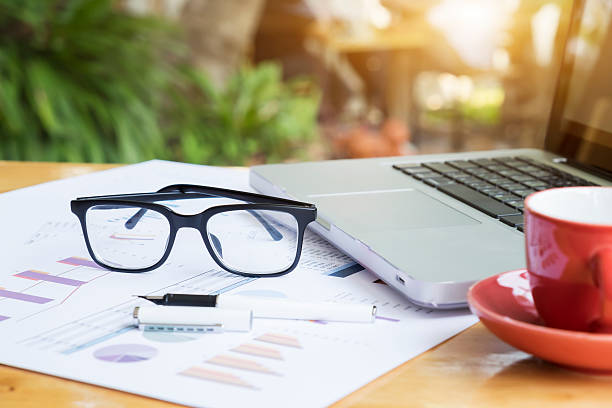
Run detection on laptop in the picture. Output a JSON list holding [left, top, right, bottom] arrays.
[[250, 0, 612, 309]]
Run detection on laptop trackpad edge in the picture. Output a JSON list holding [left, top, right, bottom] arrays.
[[308, 189, 479, 232]]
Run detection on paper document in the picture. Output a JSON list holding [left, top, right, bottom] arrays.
[[0, 160, 477, 407]]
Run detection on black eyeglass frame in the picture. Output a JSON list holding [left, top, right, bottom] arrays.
[[70, 184, 317, 277]]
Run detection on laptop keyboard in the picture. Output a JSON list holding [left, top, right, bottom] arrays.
[[392, 156, 598, 232]]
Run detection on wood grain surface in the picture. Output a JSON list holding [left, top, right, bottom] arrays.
[[1, 161, 611, 407]]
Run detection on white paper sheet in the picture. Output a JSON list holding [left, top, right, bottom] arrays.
[[0, 160, 477, 407]]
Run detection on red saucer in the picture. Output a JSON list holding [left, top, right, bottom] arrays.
[[468, 269, 612, 373]]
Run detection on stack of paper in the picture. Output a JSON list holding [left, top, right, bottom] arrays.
[[0, 160, 476, 407]]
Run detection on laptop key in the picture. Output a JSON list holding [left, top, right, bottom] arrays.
[[424, 177, 456, 187], [467, 181, 493, 188], [446, 160, 478, 169], [413, 171, 440, 180], [516, 165, 540, 173], [505, 200, 525, 210], [498, 170, 522, 177], [423, 162, 457, 173], [484, 164, 511, 172], [484, 189, 508, 198], [512, 189, 536, 198], [502, 161, 528, 168], [465, 167, 493, 176], [500, 214, 524, 227], [523, 180, 548, 188], [469, 158, 496, 166], [497, 194, 521, 203], [400, 166, 430, 174], [510, 175, 535, 182], [501, 183, 526, 191], [532, 170, 552, 178], [437, 184, 520, 218]]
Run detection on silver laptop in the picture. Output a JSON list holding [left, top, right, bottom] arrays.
[[250, 1, 612, 309]]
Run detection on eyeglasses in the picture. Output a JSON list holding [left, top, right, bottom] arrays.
[[71, 184, 317, 277]]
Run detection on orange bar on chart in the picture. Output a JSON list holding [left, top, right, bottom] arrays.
[[231, 343, 283, 360], [255, 333, 302, 348], [207, 354, 280, 376], [179, 366, 257, 389]]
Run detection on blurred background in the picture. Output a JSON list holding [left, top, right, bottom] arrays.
[[0, 0, 575, 165]]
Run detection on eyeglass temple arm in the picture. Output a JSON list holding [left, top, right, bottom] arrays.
[[123, 185, 283, 241]]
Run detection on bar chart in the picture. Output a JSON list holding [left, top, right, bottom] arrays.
[[181, 332, 303, 390], [0, 256, 110, 323], [19, 267, 255, 354]]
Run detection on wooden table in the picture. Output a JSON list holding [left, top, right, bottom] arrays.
[[2, 161, 611, 407]]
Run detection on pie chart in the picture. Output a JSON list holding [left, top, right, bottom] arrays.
[[94, 344, 157, 363]]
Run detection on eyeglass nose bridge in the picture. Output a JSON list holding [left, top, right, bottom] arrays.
[[171, 212, 205, 230]]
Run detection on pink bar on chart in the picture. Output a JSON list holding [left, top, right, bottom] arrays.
[[57, 257, 105, 270]]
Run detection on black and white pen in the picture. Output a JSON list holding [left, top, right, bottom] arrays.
[[137, 293, 376, 323]]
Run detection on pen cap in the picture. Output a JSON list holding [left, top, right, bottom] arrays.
[[134, 306, 252, 332]]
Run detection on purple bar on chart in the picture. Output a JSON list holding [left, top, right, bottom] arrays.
[[0, 289, 53, 304], [16, 270, 86, 287], [376, 316, 400, 322], [0, 316, 9, 322], [58, 256, 105, 270]]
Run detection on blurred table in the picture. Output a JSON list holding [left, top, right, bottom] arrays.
[[305, 19, 437, 125], [2, 161, 612, 407]]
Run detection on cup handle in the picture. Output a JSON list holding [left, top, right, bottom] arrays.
[[592, 248, 612, 328]]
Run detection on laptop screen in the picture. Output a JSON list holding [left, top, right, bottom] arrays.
[[547, 0, 612, 175]]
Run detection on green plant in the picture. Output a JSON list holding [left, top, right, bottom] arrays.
[[0, 0, 320, 165], [175, 64, 320, 165]]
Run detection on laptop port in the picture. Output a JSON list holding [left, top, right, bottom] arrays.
[[396, 275, 406, 285]]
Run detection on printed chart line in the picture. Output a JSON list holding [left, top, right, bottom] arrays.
[[325, 262, 364, 278]]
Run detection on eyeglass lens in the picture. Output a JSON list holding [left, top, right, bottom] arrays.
[[206, 209, 299, 275], [85, 204, 171, 270]]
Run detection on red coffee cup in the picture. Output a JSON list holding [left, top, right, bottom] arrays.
[[524, 187, 612, 332]]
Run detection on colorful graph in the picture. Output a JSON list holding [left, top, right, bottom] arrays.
[[58, 256, 105, 270], [0, 315, 9, 322], [207, 355, 279, 376], [255, 333, 302, 349], [180, 366, 256, 389], [20, 269, 254, 354], [232, 344, 283, 360], [0, 289, 53, 304], [94, 344, 157, 363], [325, 263, 364, 278], [15, 270, 86, 287]]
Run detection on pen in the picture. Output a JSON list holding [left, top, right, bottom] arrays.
[[133, 306, 252, 332], [137, 293, 377, 323]]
